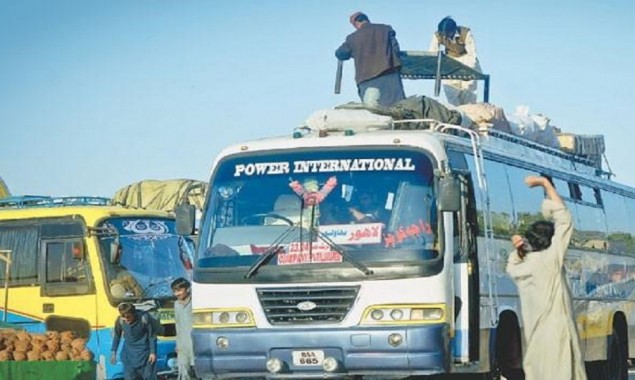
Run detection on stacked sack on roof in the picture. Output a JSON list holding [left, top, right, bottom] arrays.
[[457, 104, 560, 148], [457, 103, 605, 168], [456, 103, 511, 133], [0, 330, 93, 362]]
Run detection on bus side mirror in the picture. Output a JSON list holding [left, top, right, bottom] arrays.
[[110, 238, 121, 264], [439, 175, 461, 212], [176, 203, 196, 236]]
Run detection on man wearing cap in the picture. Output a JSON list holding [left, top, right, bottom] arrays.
[[428, 16, 482, 106], [335, 12, 405, 107]]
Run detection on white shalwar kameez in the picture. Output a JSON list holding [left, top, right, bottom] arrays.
[[175, 296, 194, 380], [428, 30, 482, 106], [506, 199, 587, 380]]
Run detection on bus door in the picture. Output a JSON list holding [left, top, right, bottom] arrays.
[[38, 224, 95, 341], [452, 173, 480, 363]]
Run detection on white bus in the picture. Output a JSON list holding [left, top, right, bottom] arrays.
[[184, 109, 634, 379]]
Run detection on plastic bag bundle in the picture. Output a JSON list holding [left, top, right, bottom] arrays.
[[304, 108, 393, 132], [507, 106, 559, 148]]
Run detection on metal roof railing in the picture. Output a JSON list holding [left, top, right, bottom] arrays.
[[0, 196, 111, 209], [399, 50, 490, 102]]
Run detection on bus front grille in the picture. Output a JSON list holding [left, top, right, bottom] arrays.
[[256, 286, 360, 325]]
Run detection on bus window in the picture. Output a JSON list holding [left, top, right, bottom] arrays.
[[570, 202, 607, 251], [602, 191, 632, 255], [579, 184, 599, 205], [0, 225, 39, 285], [44, 240, 88, 283], [624, 196, 635, 256], [505, 166, 546, 233], [570, 183, 582, 201], [465, 157, 515, 237], [564, 184, 607, 251], [594, 188, 603, 206], [43, 239, 93, 296]]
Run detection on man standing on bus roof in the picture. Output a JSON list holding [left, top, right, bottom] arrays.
[[111, 302, 159, 380], [171, 277, 195, 380], [335, 12, 406, 107], [428, 16, 482, 106], [506, 176, 586, 380]]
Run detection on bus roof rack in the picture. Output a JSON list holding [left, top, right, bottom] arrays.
[[474, 126, 612, 178], [399, 50, 490, 102], [0, 196, 112, 209], [478, 127, 592, 163]]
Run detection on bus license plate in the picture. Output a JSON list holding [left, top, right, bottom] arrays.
[[157, 309, 175, 323], [292, 350, 324, 366]]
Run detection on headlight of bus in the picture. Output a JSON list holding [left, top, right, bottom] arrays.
[[192, 308, 255, 328], [360, 304, 446, 325]]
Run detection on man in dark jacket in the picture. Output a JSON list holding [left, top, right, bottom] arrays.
[[335, 12, 405, 107], [111, 302, 159, 380]]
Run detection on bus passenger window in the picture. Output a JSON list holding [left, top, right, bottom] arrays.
[[594, 188, 603, 206], [45, 240, 88, 283], [579, 185, 598, 205], [569, 183, 582, 201]]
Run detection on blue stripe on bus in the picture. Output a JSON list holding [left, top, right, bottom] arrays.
[[193, 324, 448, 377]]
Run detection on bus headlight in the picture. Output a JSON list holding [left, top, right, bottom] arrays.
[[370, 309, 384, 321], [193, 308, 255, 328], [390, 309, 404, 320], [235, 311, 248, 323], [361, 304, 446, 325]]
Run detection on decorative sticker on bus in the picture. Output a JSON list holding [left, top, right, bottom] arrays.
[[121, 219, 170, 235], [233, 158, 416, 177], [384, 219, 433, 248], [277, 242, 343, 265], [319, 223, 383, 244]]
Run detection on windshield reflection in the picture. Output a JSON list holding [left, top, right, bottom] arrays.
[[97, 218, 192, 300]]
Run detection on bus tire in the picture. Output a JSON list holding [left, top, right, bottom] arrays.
[[604, 325, 627, 380], [489, 312, 524, 380]]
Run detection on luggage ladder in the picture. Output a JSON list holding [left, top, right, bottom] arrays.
[[436, 123, 499, 327]]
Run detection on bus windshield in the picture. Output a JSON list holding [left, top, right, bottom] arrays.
[[97, 217, 193, 301], [198, 149, 439, 271]]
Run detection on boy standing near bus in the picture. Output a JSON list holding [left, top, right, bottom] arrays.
[[506, 175, 586, 380], [111, 302, 158, 380], [171, 277, 195, 380]]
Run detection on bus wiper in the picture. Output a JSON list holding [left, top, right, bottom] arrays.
[[138, 276, 175, 301], [244, 225, 298, 279], [244, 214, 373, 278], [315, 229, 373, 276], [306, 204, 372, 276]]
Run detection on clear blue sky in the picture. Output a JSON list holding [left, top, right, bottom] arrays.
[[1, 0, 634, 197]]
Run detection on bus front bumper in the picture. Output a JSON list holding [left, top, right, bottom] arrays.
[[193, 323, 449, 379]]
